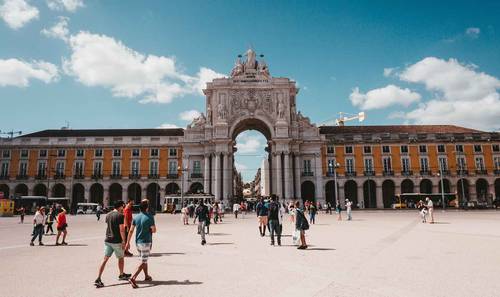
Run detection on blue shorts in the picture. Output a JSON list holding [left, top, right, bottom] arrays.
[[104, 242, 124, 258]]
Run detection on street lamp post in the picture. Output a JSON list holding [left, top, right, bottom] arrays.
[[178, 165, 188, 208], [329, 162, 341, 207], [437, 163, 445, 212]]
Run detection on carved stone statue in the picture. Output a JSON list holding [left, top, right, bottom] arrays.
[[206, 105, 212, 125], [245, 48, 256, 70], [230, 57, 244, 77], [217, 100, 226, 120], [277, 99, 285, 119], [192, 113, 206, 128], [258, 59, 270, 77]]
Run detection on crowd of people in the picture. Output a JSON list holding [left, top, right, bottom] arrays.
[[28, 204, 69, 246]]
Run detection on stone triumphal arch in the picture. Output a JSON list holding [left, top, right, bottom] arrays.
[[183, 48, 324, 202]]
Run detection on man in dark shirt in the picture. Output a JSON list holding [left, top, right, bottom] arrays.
[[268, 196, 282, 246], [94, 201, 131, 288], [194, 200, 209, 245]]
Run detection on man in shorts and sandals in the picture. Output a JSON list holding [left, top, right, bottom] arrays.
[[94, 201, 131, 288], [126, 199, 156, 289]]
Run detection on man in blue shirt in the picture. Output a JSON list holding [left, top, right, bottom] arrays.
[[125, 199, 156, 289]]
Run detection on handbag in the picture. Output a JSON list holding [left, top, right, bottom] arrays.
[[292, 229, 300, 245]]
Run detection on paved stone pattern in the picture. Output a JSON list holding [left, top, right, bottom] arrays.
[[1, 211, 499, 297]]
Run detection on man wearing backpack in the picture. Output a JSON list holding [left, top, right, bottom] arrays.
[[294, 200, 309, 249], [194, 200, 209, 245], [268, 196, 281, 246]]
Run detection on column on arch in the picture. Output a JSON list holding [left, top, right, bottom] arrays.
[[376, 183, 383, 208], [203, 154, 210, 194], [274, 152, 282, 199], [214, 153, 221, 201], [314, 153, 324, 202], [357, 183, 364, 208], [294, 153, 301, 200], [223, 153, 229, 200], [284, 152, 291, 200]]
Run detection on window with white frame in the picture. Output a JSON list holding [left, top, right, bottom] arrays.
[[327, 146, 334, 154], [131, 160, 140, 175], [457, 156, 467, 170], [345, 158, 354, 173], [55, 161, 65, 176], [113, 149, 121, 157], [94, 149, 103, 157], [455, 144, 464, 152], [382, 146, 390, 153], [20, 149, 29, 158], [132, 149, 140, 157], [420, 157, 429, 172], [400, 145, 409, 153], [169, 148, 177, 157], [112, 161, 121, 175], [475, 156, 485, 170], [168, 160, 178, 174], [193, 160, 201, 174], [76, 149, 84, 157], [494, 156, 500, 170], [39, 149, 47, 157], [493, 144, 500, 153], [19, 162, 28, 176], [74, 161, 84, 176], [327, 159, 336, 174], [473, 145, 482, 153], [150, 160, 159, 175], [1, 162, 9, 176], [419, 145, 427, 153], [345, 146, 353, 154], [382, 157, 392, 172], [363, 146, 372, 154], [303, 159, 312, 173], [401, 157, 410, 172], [438, 157, 448, 171], [2, 150, 10, 158], [364, 158, 373, 172], [93, 161, 102, 176], [57, 149, 66, 157], [37, 161, 46, 176], [437, 144, 446, 153], [150, 148, 159, 157]]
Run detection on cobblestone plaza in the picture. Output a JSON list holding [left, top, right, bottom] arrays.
[[1, 211, 499, 297]]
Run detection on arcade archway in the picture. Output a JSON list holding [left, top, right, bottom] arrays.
[[146, 183, 161, 211], [128, 183, 142, 204], [189, 182, 204, 194], [382, 180, 395, 208], [301, 181, 315, 202], [457, 179, 470, 202], [344, 180, 358, 207], [91, 183, 104, 204], [33, 184, 47, 196], [52, 183, 66, 197], [71, 183, 85, 211], [14, 184, 28, 197], [420, 179, 433, 194], [0, 184, 9, 198], [475, 179, 488, 202], [495, 179, 500, 199], [325, 180, 338, 205], [363, 180, 376, 208], [401, 179, 414, 194], [165, 182, 180, 195]]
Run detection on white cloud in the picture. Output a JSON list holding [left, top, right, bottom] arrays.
[[46, 0, 84, 12], [0, 0, 39, 29], [191, 67, 225, 95], [234, 161, 248, 172], [0, 58, 59, 87], [41, 16, 69, 42], [398, 57, 500, 130], [349, 84, 421, 110], [179, 110, 201, 122], [63, 31, 224, 104], [157, 123, 179, 129], [236, 135, 265, 154], [465, 27, 480, 39]]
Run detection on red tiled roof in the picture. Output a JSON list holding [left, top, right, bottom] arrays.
[[319, 125, 483, 134], [19, 128, 184, 138]]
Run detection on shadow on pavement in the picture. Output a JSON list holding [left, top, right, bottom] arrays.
[[431, 222, 450, 224], [44, 243, 88, 247], [149, 252, 186, 257], [137, 280, 203, 288], [207, 242, 234, 246], [207, 233, 231, 236], [306, 247, 336, 251]]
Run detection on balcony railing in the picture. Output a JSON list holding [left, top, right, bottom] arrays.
[[191, 173, 203, 178], [16, 174, 28, 180], [345, 171, 357, 177], [91, 173, 103, 180], [475, 169, 488, 175], [383, 170, 394, 176], [439, 170, 451, 176], [110, 174, 122, 179], [73, 174, 85, 179], [0, 175, 10, 180], [301, 172, 314, 177], [420, 170, 432, 176], [456, 169, 469, 176], [494, 169, 500, 175], [364, 170, 375, 176], [167, 173, 179, 179], [129, 174, 141, 179], [36, 174, 47, 180], [401, 170, 413, 176], [54, 174, 65, 180], [148, 174, 159, 179], [326, 171, 336, 177]]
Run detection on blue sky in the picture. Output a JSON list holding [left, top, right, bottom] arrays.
[[1, 0, 500, 181]]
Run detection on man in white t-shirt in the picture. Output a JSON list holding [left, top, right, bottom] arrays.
[[345, 199, 353, 221], [233, 203, 241, 219], [426, 197, 434, 224], [30, 207, 46, 246]]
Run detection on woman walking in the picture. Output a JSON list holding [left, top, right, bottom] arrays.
[[55, 208, 68, 245], [336, 203, 342, 221], [294, 201, 309, 249], [45, 207, 55, 235]]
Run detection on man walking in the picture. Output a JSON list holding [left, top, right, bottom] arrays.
[[194, 200, 209, 245], [94, 201, 131, 288], [426, 197, 434, 224], [268, 196, 281, 246], [233, 202, 240, 219], [126, 199, 156, 289], [123, 199, 134, 257], [30, 207, 45, 246], [346, 199, 353, 221]]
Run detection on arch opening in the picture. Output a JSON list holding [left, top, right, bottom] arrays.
[[301, 181, 315, 203], [91, 183, 104, 205], [344, 180, 358, 208], [382, 180, 395, 208], [363, 180, 376, 208]]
